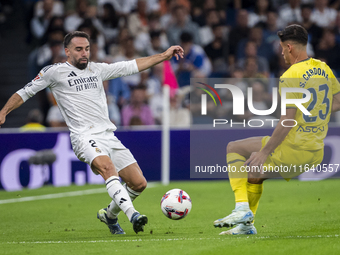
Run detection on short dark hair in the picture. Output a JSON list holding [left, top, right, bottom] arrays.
[[150, 30, 161, 39], [300, 3, 314, 10], [277, 24, 308, 45], [63, 31, 90, 48], [173, 5, 186, 13], [27, 109, 43, 124], [212, 23, 224, 31], [132, 84, 147, 91], [180, 32, 193, 43]]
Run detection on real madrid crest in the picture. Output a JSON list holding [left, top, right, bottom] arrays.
[[95, 148, 102, 153]]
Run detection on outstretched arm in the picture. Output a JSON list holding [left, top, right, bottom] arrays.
[[135, 45, 184, 72], [0, 93, 24, 127], [245, 108, 297, 168], [332, 92, 340, 112]]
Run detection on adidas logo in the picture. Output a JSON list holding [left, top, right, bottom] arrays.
[[68, 71, 77, 77], [119, 198, 127, 205]]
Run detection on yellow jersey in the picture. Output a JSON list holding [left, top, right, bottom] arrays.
[[279, 58, 340, 150], [20, 123, 46, 132]]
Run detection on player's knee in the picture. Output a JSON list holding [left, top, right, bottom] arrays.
[[95, 162, 115, 175], [248, 177, 264, 184], [133, 178, 147, 192], [227, 141, 237, 154]]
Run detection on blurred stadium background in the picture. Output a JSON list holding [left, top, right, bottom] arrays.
[[1, 0, 340, 189], [1, 1, 340, 254]]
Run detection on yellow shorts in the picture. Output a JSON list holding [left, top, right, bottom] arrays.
[[261, 136, 324, 180]]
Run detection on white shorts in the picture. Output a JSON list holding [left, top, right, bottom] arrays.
[[70, 131, 137, 174]]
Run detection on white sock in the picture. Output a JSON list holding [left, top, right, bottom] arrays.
[[105, 176, 135, 218], [126, 207, 137, 221], [235, 202, 250, 210], [107, 202, 120, 219], [107, 183, 141, 219], [124, 182, 142, 200]]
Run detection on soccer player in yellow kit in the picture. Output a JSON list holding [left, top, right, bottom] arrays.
[[214, 24, 340, 235]]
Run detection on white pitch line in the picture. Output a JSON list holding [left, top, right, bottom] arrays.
[[3, 234, 339, 245], [0, 183, 158, 205], [0, 188, 106, 205]]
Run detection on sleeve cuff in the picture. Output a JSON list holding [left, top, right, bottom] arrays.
[[16, 89, 30, 102], [132, 59, 139, 73]]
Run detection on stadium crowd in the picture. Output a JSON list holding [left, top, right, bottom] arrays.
[[21, 0, 340, 127]]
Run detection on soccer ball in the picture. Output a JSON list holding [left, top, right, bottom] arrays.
[[160, 189, 192, 220]]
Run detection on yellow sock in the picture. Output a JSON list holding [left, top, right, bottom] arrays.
[[247, 182, 263, 216], [227, 153, 248, 203]]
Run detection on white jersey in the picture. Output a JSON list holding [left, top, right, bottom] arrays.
[[17, 60, 139, 135]]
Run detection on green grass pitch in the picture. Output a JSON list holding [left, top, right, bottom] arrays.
[[1, 179, 339, 255]]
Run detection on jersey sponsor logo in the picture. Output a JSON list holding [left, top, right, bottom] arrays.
[[68, 76, 99, 92], [68, 71, 77, 77], [296, 125, 325, 133], [67, 76, 99, 86]]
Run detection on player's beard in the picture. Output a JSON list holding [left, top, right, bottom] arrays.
[[75, 58, 89, 70]]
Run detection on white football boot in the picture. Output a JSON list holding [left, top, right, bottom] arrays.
[[219, 223, 257, 235], [214, 208, 254, 228]]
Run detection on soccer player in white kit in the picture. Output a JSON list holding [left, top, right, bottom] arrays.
[[0, 31, 184, 234]]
